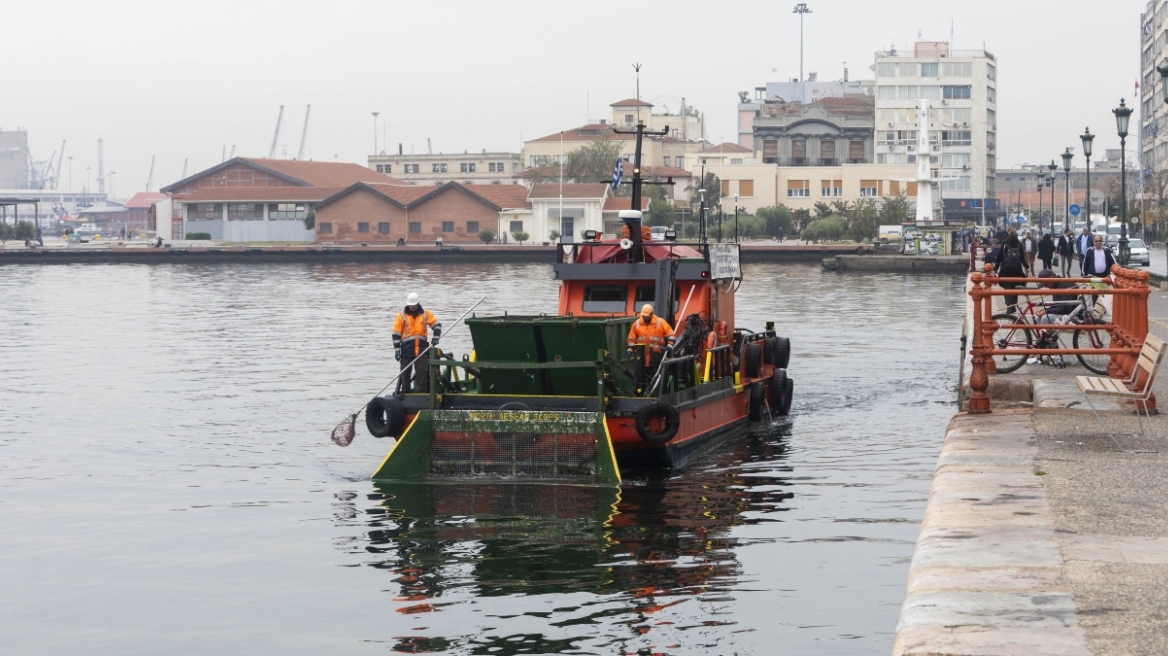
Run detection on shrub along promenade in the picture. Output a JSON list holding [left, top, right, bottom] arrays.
[[0, 240, 874, 265]]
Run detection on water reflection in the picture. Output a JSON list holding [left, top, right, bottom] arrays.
[[344, 422, 792, 654]]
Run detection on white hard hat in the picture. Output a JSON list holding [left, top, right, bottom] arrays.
[[407, 292, 419, 306]]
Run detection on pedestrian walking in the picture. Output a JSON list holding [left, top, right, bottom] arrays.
[[1082, 234, 1116, 278], [1022, 230, 1036, 270], [1076, 227, 1093, 275], [1056, 228, 1074, 277], [1037, 232, 1055, 271], [994, 233, 1030, 313]]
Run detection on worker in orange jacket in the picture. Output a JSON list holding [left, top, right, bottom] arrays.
[[627, 303, 675, 381], [393, 292, 441, 393]]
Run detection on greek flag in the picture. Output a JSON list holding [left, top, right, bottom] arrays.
[[611, 156, 623, 191]]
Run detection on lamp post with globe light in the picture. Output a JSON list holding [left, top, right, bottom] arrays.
[[1061, 149, 1073, 231], [1114, 98, 1133, 265], [1048, 160, 1058, 231], [1081, 128, 1095, 232]]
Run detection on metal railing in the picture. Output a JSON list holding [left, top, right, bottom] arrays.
[[967, 264, 1152, 413]]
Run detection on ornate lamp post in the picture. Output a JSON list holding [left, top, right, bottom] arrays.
[[1081, 127, 1095, 233], [1061, 148, 1073, 230], [1114, 98, 1133, 265], [1048, 160, 1058, 231], [1036, 173, 1045, 233]]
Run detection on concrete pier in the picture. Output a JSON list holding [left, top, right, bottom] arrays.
[[894, 265, 1168, 655]]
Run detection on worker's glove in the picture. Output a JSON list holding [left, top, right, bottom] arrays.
[[394, 349, 401, 362], [626, 348, 634, 359], [431, 337, 439, 347], [664, 345, 674, 358]]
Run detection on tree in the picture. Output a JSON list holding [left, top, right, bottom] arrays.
[[14, 221, 35, 241], [879, 192, 912, 226], [303, 208, 315, 230], [478, 229, 496, 244], [792, 208, 812, 231], [845, 199, 880, 242], [643, 185, 676, 227], [813, 201, 833, 219], [511, 230, 529, 244], [692, 172, 722, 210], [0, 221, 13, 244], [525, 133, 623, 187], [756, 205, 793, 236], [830, 200, 854, 218], [800, 215, 847, 242], [548, 229, 561, 241]]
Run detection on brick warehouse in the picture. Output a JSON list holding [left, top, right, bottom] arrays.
[[313, 181, 531, 244]]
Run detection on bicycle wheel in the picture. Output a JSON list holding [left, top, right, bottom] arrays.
[[989, 313, 1031, 373], [1073, 317, 1112, 375]]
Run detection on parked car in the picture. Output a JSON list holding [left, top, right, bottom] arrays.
[[1103, 234, 1150, 265], [650, 226, 668, 241]]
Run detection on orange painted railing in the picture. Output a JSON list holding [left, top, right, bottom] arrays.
[[967, 263, 1152, 414]]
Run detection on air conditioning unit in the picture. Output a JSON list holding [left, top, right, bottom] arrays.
[[908, 145, 916, 152], [962, 164, 970, 170], [962, 122, 969, 127], [888, 122, 895, 127], [942, 99, 949, 104]]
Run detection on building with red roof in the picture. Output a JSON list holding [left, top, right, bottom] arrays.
[[161, 157, 401, 242]]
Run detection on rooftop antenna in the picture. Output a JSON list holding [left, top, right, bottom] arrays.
[[297, 105, 311, 160], [229, 145, 235, 159], [634, 62, 643, 125], [269, 105, 284, 158]]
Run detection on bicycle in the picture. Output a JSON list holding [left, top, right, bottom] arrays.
[[990, 292, 1111, 374]]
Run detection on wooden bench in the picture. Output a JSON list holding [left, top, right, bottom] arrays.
[[1076, 333, 1166, 451]]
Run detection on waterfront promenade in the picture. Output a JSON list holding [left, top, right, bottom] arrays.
[[894, 265, 1168, 655]]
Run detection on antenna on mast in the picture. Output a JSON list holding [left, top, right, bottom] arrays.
[[633, 62, 643, 126]]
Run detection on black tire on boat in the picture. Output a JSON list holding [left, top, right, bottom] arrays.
[[775, 336, 791, 369], [748, 382, 765, 422], [780, 377, 793, 415], [635, 401, 681, 445], [769, 369, 789, 414], [744, 342, 762, 379], [366, 396, 406, 438], [761, 337, 775, 365]]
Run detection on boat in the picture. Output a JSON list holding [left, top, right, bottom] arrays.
[[362, 120, 793, 484]]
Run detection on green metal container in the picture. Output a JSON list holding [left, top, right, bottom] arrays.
[[466, 315, 635, 396]]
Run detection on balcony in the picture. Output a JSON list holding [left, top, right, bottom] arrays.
[[847, 158, 867, 164], [790, 157, 809, 167], [818, 159, 839, 167]]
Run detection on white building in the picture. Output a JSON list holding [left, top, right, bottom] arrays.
[[367, 150, 523, 186], [1141, 1, 1168, 176], [873, 41, 997, 203]]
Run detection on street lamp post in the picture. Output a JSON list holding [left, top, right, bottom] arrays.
[[1048, 160, 1058, 230], [793, 4, 811, 85], [1061, 148, 1073, 231], [734, 194, 739, 242], [372, 112, 380, 155], [1081, 127, 1094, 233], [1114, 98, 1133, 266], [1036, 173, 1045, 233]]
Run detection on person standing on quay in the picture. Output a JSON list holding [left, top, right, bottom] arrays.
[[1037, 232, 1055, 271], [1076, 226, 1093, 275], [1082, 234, 1116, 278], [1057, 228, 1074, 277]]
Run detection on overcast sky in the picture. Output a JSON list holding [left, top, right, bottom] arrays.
[[1, 0, 1145, 199]]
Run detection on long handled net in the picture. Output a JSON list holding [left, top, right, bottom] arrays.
[[330, 296, 485, 447]]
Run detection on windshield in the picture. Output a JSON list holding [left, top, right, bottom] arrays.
[[1129, 239, 1146, 248]]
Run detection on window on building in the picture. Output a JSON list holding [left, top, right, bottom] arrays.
[[820, 140, 836, 164], [906, 182, 918, 196], [188, 203, 221, 221], [509, 220, 523, 232], [319, 222, 332, 234], [898, 85, 918, 100], [663, 156, 671, 166], [787, 180, 810, 197], [268, 203, 306, 220], [739, 180, 754, 197], [791, 139, 807, 164], [376, 165, 384, 173], [877, 85, 896, 99], [943, 153, 971, 169], [468, 163, 475, 173], [860, 180, 879, 197], [942, 85, 972, 99], [890, 180, 901, 195], [921, 62, 939, 77], [898, 62, 919, 76], [731, 158, 743, 165], [624, 114, 634, 124], [919, 85, 941, 100], [227, 203, 263, 220], [460, 163, 469, 173], [432, 163, 442, 173], [830, 179, 842, 196], [358, 222, 369, 233], [440, 221, 454, 233], [821, 180, 833, 196], [466, 221, 479, 234], [378, 222, 390, 234], [849, 141, 865, 163], [763, 140, 778, 164], [409, 222, 421, 233], [384, 164, 392, 174], [403, 164, 418, 173], [876, 62, 896, 77], [942, 176, 972, 192], [721, 179, 730, 196], [942, 61, 972, 77], [941, 130, 972, 146]]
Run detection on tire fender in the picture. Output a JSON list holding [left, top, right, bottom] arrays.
[[634, 402, 681, 445], [748, 381, 765, 422], [775, 337, 791, 369], [769, 369, 789, 413], [366, 396, 406, 438], [743, 342, 762, 379]]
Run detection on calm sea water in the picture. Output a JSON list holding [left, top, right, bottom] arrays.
[[0, 262, 964, 655]]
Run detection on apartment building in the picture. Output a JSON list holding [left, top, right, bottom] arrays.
[[873, 41, 998, 203], [1141, 2, 1168, 178], [367, 151, 523, 186]]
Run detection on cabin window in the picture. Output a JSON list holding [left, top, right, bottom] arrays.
[[582, 285, 628, 313], [634, 285, 681, 315]]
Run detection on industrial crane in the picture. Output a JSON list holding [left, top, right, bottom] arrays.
[[145, 155, 155, 192], [297, 105, 311, 160], [53, 141, 65, 190], [269, 105, 284, 159]]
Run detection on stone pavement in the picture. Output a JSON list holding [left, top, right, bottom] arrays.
[[894, 279, 1168, 655]]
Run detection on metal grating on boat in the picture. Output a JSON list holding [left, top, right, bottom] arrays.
[[429, 410, 603, 478]]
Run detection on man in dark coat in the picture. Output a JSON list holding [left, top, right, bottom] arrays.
[[994, 233, 1030, 313], [1056, 229, 1074, 277]]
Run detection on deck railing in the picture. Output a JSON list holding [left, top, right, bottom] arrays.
[[967, 263, 1151, 413]]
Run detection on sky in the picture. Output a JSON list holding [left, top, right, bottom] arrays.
[[0, 0, 1147, 200]]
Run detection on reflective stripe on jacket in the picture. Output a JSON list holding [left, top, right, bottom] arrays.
[[393, 307, 440, 356], [627, 315, 675, 353]]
